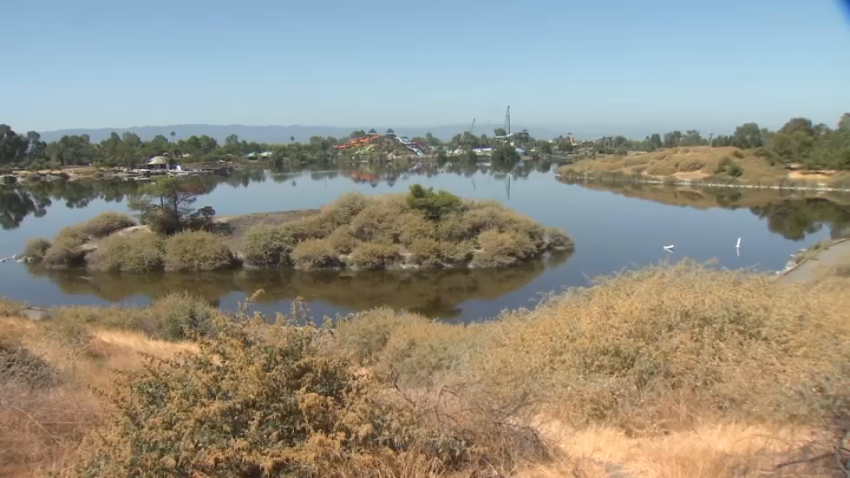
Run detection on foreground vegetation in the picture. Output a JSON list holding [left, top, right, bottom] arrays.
[[2, 261, 848, 477], [24, 184, 573, 272]]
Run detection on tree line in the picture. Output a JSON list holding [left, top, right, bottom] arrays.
[[3, 114, 848, 170], [589, 113, 850, 170]]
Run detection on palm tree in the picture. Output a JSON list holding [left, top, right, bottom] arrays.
[[170, 131, 176, 141], [290, 136, 295, 143]]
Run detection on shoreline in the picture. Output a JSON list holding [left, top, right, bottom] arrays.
[[555, 172, 850, 193]]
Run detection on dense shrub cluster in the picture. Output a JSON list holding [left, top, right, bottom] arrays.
[[164, 230, 234, 271], [240, 187, 572, 270], [87, 233, 165, 272], [71, 319, 533, 477], [51, 292, 221, 341]]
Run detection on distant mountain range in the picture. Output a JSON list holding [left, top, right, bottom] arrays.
[[38, 124, 615, 144]]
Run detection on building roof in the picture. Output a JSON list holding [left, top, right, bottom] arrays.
[[147, 156, 169, 165], [368, 128, 378, 134], [386, 128, 395, 134]]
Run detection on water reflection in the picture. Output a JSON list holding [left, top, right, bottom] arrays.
[[557, 178, 850, 241], [26, 252, 570, 320], [0, 169, 268, 230]]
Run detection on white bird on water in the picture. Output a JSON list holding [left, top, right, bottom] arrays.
[[663, 244, 675, 253]]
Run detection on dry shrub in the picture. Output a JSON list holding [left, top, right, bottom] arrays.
[[241, 224, 296, 267], [320, 191, 372, 228], [51, 292, 221, 341], [80, 211, 135, 238], [439, 240, 474, 265], [409, 238, 443, 268], [289, 214, 335, 241], [349, 199, 404, 244], [164, 230, 234, 271], [471, 230, 539, 268], [645, 161, 679, 176], [348, 242, 400, 270], [24, 238, 52, 261], [87, 233, 165, 272], [327, 225, 361, 254], [71, 320, 533, 477], [678, 157, 706, 172], [472, 262, 850, 431], [42, 226, 89, 268], [545, 227, 575, 251], [398, 212, 437, 245], [0, 338, 59, 389], [435, 212, 475, 242], [290, 238, 340, 270], [0, 298, 21, 317]]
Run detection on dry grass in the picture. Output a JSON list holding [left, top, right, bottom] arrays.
[[78, 211, 135, 238], [560, 146, 806, 184], [2, 261, 849, 476]]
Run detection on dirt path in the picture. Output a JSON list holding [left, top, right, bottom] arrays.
[[779, 239, 850, 283]]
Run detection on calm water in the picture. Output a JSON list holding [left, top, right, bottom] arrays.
[[2, 163, 849, 322]]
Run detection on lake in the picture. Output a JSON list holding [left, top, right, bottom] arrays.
[[2, 161, 849, 322]]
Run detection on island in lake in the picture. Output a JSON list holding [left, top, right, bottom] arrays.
[[22, 179, 573, 273]]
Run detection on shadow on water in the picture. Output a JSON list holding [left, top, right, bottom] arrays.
[[557, 177, 850, 241], [26, 251, 571, 321]]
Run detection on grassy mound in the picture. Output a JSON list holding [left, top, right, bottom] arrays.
[[558, 146, 787, 183], [79, 212, 136, 238], [164, 231, 234, 271], [239, 187, 571, 270], [87, 233, 165, 272]]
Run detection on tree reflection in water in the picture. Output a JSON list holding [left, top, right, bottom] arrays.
[[557, 177, 850, 241], [27, 254, 571, 320]]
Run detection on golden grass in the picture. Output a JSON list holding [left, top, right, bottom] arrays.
[[2, 261, 850, 476], [559, 146, 835, 184]]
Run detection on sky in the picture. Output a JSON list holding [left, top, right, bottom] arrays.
[[2, 0, 849, 135]]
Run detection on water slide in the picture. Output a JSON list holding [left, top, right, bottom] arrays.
[[396, 136, 424, 156]]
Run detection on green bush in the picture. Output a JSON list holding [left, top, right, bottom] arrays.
[[164, 231, 234, 271], [348, 242, 400, 270], [87, 233, 165, 272], [148, 292, 222, 341], [714, 156, 744, 177], [290, 239, 340, 270], [241, 224, 296, 267], [42, 226, 89, 268], [80, 212, 136, 238], [23, 238, 52, 261], [406, 184, 464, 220], [142, 208, 181, 235]]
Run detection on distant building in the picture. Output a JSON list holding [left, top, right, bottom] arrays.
[[385, 128, 396, 139], [368, 128, 378, 135], [146, 156, 170, 170]]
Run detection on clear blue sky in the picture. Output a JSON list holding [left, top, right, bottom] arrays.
[[2, 0, 849, 135]]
